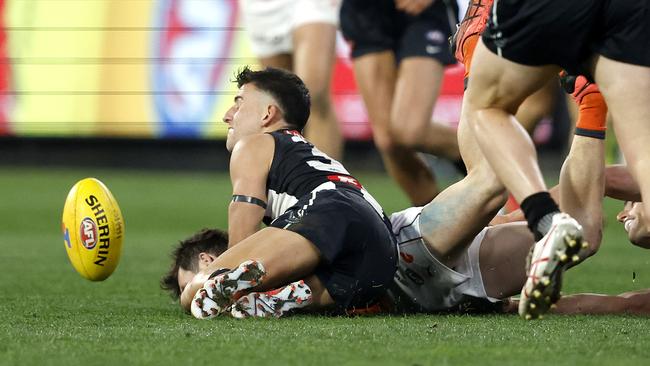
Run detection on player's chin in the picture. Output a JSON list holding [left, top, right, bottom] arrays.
[[225, 136, 235, 152], [630, 234, 650, 249]]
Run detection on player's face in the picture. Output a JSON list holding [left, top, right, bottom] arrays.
[[177, 267, 196, 294], [176, 254, 214, 295], [223, 83, 273, 152], [617, 201, 650, 248]]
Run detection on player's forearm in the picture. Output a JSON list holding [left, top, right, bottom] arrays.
[[180, 272, 211, 310], [228, 203, 264, 247], [604, 165, 641, 202]]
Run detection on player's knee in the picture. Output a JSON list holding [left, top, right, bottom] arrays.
[[308, 88, 333, 118], [473, 163, 507, 199], [388, 122, 422, 148], [372, 125, 398, 153], [581, 226, 602, 258]]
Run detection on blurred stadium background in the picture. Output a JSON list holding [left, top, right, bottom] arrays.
[[0, 0, 579, 171], [1, 1, 648, 365]]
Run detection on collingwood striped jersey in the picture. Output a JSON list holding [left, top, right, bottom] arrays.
[[263, 129, 384, 224]]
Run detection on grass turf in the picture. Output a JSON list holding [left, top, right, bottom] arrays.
[[1, 167, 649, 365]]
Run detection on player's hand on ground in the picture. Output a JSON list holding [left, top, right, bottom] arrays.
[[559, 71, 600, 105], [395, 0, 433, 16]]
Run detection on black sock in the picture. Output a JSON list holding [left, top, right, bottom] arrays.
[[520, 192, 560, 240]]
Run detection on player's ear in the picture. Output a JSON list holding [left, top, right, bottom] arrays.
[[262, 104, 282, 127], [198, 252, 216, 265]]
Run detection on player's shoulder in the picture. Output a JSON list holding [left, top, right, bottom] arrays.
[[232, 133, 275, 155], [231, 133, 276, 167]]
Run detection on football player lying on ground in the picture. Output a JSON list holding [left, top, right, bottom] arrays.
[[162, 70, 650, 318], [173, 66, 398, 318], [162, 151, 650, 317]]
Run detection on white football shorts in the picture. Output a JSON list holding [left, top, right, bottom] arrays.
[[388, 206, 499, 312], [240, 0, 341, 57]]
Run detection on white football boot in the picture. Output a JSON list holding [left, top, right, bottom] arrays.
[[519, 213, 588, 320], [231, 280, 313, 318], [191, 260, 266, 319]]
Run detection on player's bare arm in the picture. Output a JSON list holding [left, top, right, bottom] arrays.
[[605, 164, 641, 202], [228, 133, 274, 247]]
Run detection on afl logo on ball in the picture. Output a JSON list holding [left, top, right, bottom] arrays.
[[80, 217, 98, 249]]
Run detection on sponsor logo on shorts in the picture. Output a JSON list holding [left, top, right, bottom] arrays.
[[286, 209, 305, 224], [404, 268, 425, 285], [400, 252, 414, 263], [426, 45, 442, 55], [80, 217, 98, 250], [426, 30, 445, 43]]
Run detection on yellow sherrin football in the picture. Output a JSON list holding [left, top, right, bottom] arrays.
[[61, 178, 125, 281]]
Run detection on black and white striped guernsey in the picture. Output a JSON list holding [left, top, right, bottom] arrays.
[[263, 129, 380, 224]]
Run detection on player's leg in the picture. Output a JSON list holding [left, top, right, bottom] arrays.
[[594, 56, 650, 234], [353, 52, 439, 205], [390, 57, 461, 160], [181, 227, 333, 312], [515, 79, 558, 134], [258, 54, 293, 71], [292, 22, 343, 160], [390, 3, 462, 161], [504, 289, 650, 316], [465, 39, 559, 204], [240, 0, 294, 71], [478, 223, 534, 300], [418, 99, 507, 266], [551, 290, 650, 316], [479, 111, 606, 316], [479, 120, 608, 300]]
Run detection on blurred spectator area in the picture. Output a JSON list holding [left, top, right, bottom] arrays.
[[0, 0, 571, 169]]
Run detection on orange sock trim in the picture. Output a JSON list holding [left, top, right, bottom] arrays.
[[575, 91, 608, 139]]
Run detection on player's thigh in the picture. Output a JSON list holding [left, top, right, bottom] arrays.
[[292, 22, 337, 94], [515, 78, 558, 133], [595, 56, 650, 162], [391, 57, 445, 130], [478, 223, 533, 299], [259, 54, 293, 71], [215, 227, 321, 289], [465, 39, 559, 114], [352, 52, 397, 140], [595, 57, 650, 201]]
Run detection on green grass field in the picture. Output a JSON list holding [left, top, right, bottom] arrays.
[[1, 167, 649, 366]]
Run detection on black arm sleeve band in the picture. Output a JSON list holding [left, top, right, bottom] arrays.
[[231, 195, 267, 209]]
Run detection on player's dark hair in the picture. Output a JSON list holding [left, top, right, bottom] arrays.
[[235, 66, 311, 132], [160, 228, 229, 299]]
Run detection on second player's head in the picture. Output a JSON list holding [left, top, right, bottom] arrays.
[[617, 201, 650, 249], [160, 228, 229, 299], [223, 66, 311, 151]]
